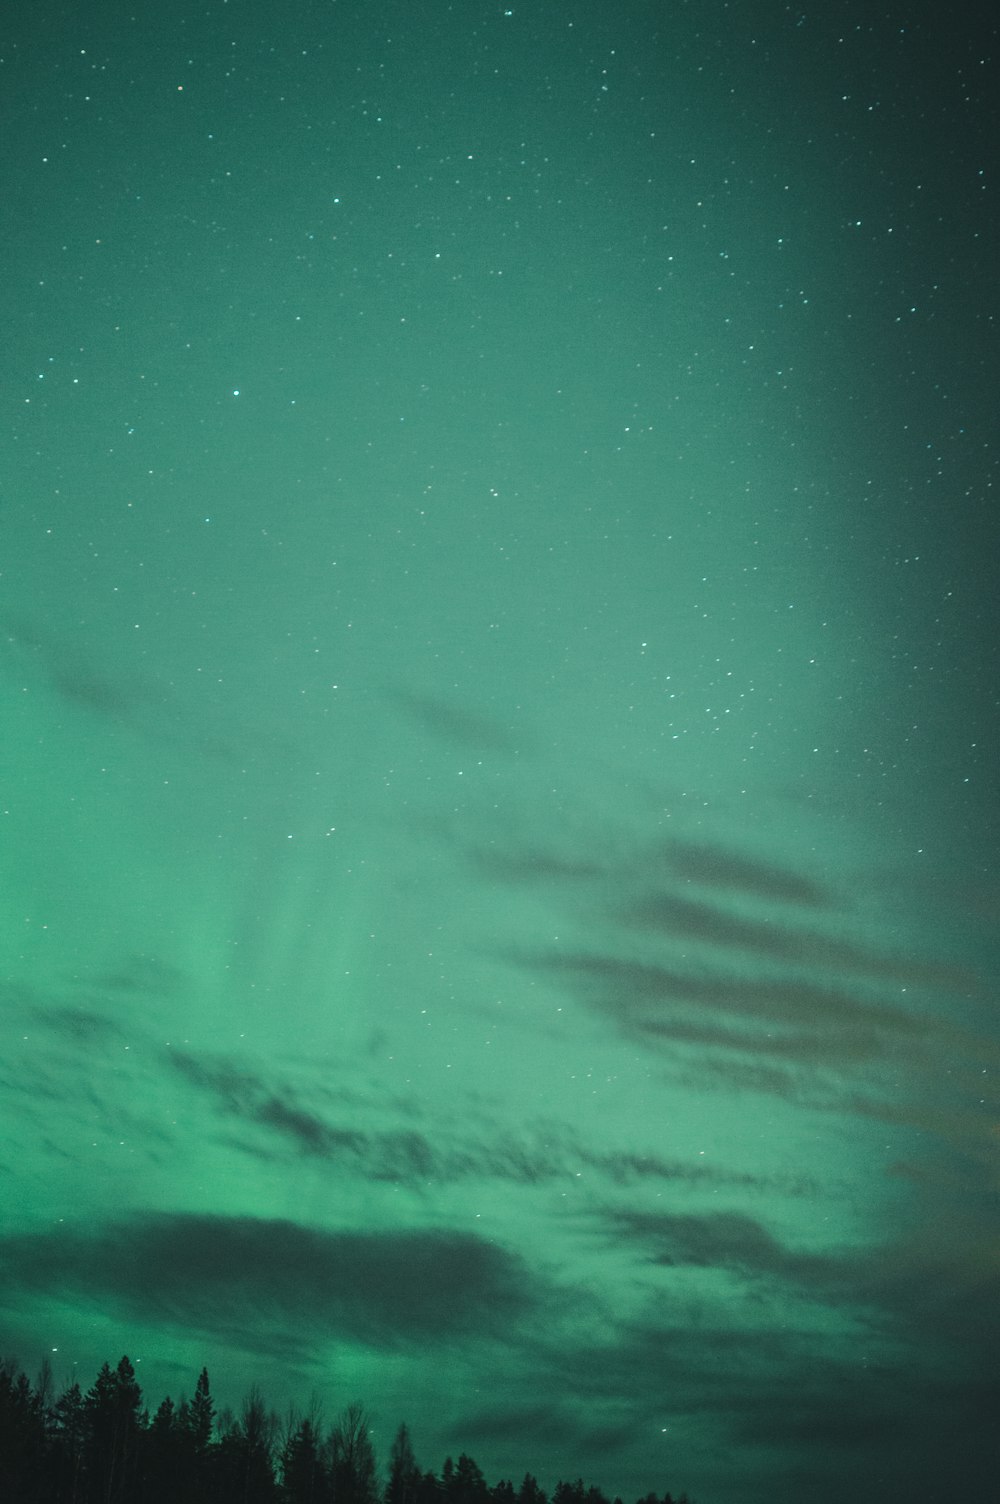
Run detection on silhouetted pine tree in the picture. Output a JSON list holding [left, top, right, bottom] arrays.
[[82, 1356, 144, 1504], [385, 1421, 420, 1504], [188, 1368, 216, 1455], [516, 1475, 547, 1504], [443, 1454, 489, 1504], [413, 1467, 442, 1504], [281, 1415, 328, 1503], [551, 1481, 586, 1504], [0, 1361, 49, 1503], [144, 1396, 179, 1504], [174, 1366, 217, 1503], [50, 1379, 87, 1504], [0, 1346, 696, 1504]]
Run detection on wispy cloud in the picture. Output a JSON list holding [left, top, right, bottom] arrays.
[[167, 1046, 805, 1195], [659, 837, 830, 908]]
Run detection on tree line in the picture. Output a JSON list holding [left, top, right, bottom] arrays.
[[0, 1350, 694, 1504]]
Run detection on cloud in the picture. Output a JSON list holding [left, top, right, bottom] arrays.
[[168, 1047, 805, 1195], [1, 614, 261, 764], [595, 1201, 1000, 1360], [660, 838, 830, 908], [455, 1397, 638, 1469], [476, 823, 983, 1132], [169, 1047, 554, 1183], [1, 614, 151, 720], [464, 824, 832, 911], [605, 1207, 834, 1282], [527, 949, 933, 1059], [0, 1212, 534, 1354], [391, 688, 524, 754], [170, 1049, 371, 1158], [614, 889, 972, 992], [24, 1006, 122, 1045], [522, 1285, 998, 1504]]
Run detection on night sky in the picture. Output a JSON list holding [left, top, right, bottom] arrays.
[[2, 3, 998, 1502]]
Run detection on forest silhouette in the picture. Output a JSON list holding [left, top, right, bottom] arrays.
[[0, 1351, 694, 1504]]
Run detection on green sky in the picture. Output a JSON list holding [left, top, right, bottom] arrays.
[[2, 4, 997, 1501]]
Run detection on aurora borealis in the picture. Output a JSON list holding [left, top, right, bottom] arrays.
[[1, 3, 997, 1501]]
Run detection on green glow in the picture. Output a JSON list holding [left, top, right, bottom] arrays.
[[1, 5, 996, 1503]]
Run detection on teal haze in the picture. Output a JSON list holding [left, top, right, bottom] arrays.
[[1, 4, 997, 1502]]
